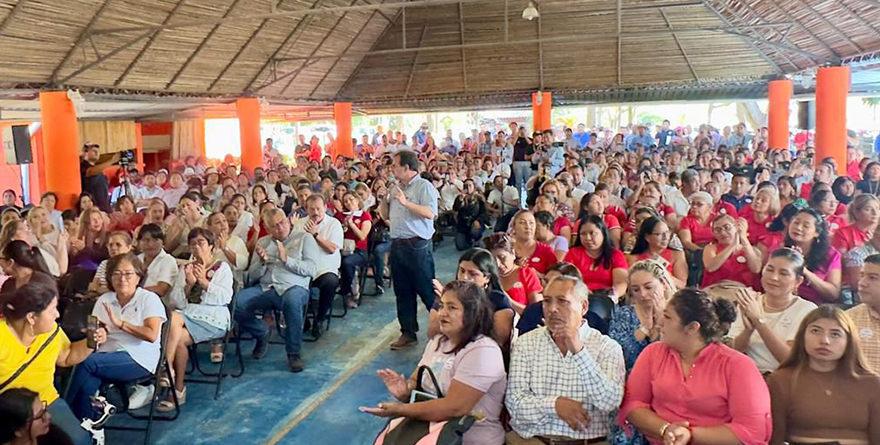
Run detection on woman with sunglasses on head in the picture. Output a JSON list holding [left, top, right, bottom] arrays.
[[427, 248, 515, 352], [701, 213, 762, 288], [1, 273, 102, 445], [626, 217, 687, 289], [484, 233, 542, 316], [785, 208, 842, 304], [65, 252, 166, 422], [768, 306, 880, 445]]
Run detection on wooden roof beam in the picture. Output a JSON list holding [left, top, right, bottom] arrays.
[[617, 0, 622, 85], [54, 31, 155, 85], [459, 1, 468, 93], [789, 0, 862, 53], [336, 1, 409, 98], [754, 0, 841, 58], [49, 0, 116, 85], [404, 25, 429, 98], [114, 0, 188, 87], [660, 8, 700, 83], [849, 0, 880, 6], [703, 0, 788, 73], [166, 0, 245, 90], [0, 0, 30, 37], [714, 0, 802, 69], [838, 0, 880, 41]]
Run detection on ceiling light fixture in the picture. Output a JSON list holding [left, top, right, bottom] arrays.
[[522, 1, 539, 20]]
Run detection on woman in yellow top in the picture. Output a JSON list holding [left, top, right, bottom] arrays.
[[0, 272, 104, 445]]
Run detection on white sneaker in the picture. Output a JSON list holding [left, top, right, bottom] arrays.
[[128, 384, 155, 410]]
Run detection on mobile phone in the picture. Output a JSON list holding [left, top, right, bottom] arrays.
[[409, 390, 438, 403], [87, 315, 99, 349]]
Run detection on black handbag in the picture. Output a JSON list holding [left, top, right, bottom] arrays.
[[373, 365, 477, 445], [59, 298, 97, 342]]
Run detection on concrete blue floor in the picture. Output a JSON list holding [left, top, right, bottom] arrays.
[[105, 239, 460, 445]]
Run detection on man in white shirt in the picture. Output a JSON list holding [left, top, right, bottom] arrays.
[[293, 194, 344, 338], [487, 174, 519, 218], [506, 276, 625, 444], [568, 164, 595, 205]]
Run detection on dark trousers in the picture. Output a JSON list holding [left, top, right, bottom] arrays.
[[390, 238, 436, 339], [312, 272, 340, 322], [235, 285, 309, 356], [66, 351, 151, 420], [340, 250, 367, 295], [372, 240, 392, 280]]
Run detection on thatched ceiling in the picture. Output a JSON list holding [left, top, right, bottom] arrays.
[[0, 0, 879, 113]]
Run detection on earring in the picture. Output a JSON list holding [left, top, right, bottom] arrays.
[[28, 323, 35, 336]]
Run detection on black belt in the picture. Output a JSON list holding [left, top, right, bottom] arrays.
[[392, 237, 429, 245], [535, 436, 606, 445]]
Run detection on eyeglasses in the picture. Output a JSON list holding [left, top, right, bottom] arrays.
[[34, 400, 49, 421], [111, 271, 139, 280], [188, 239, 209, 249]]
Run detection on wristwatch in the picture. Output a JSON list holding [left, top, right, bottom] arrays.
[[755, 317, 766, 325]]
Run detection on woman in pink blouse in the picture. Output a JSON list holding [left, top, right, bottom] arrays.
[[618, 288, 771, 445]]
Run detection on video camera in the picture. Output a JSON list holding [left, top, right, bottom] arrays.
[[117, 149, 135, 167]]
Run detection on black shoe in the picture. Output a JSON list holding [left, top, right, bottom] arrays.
[[311, 320, 324, 339], [251, 331, 270, 360], [287, 355, 305, 373], [375, 285, 385, 295]]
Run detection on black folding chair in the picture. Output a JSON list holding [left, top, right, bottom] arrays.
[[97, 306, 180, 445], [185, 293, 245, 400]]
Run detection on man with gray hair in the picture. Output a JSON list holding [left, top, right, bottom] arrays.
[[235, 208, 318, 373], [506, 276, 625, 445]]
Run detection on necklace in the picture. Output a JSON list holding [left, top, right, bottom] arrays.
[[762, 295, 796, 313]]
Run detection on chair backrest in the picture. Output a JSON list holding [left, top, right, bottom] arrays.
[[588, 289, 616, 324]]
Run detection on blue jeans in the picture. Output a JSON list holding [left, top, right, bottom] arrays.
[[513, 161, 531, 190], [66, 351, 151, 421], [340, 250, 367, 295], [234, 285, 309, 356], [49, 399, 91, 445], [372, 240, 392, 282], [390, 238, 436, 338]]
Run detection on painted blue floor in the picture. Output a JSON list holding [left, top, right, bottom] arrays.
[[104, 239, 461, 445]]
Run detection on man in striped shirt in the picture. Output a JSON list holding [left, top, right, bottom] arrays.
[[506, 276, 625, 445]]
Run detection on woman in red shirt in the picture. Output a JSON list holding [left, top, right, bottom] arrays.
[[484, 233, 542, 315], [618, 289, 770, 445], [627, 216, 688, 288], [702, 213, 762, 288], [832, 193, 880, 256], [809, 189, 847, 237], [678, 191, 715, 252], [335, 192, 372, 308], [575, 192, 622, 248], [564, 215, 628, 302], [740, 184, 779, 245], [532, 194, 571, 242], [510, 210, 558, 275]]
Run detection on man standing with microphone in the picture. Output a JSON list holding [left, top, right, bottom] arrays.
[[380, 150, 439, 350]]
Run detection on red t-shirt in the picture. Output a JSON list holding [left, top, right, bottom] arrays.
[[758, 232, 784, 255], [835, 202, 847, 217], [634, 249, 675, 275], [505, 266, 543, 306], [525, 242, 558, 275], [848, 161, 863, 182], [825, 215, 848, 236], [573, 214, 621, 235], [832, 224, 869, 253], [743, 210, 773, 245], [679, 214, 715, 246], [552, 216, 571, 237], [564, 247, 627, 291], [335, 211, 372, 251], [701, 244, 756, 288], [606, 205, 627, 228]]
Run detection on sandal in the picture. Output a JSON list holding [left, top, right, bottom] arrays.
[[157, 387, 186, 412], [159, 369, 175, 388], [347, 295, 359, 309], [210, 343, 224, 364]]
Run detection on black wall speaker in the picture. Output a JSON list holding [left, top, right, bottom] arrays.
[[797, 101, 816, 130], [2, 125, 33, 165]]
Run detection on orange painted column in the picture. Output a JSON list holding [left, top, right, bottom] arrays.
[[236, 98, 262, 175], [767, 79, 792, 151], [532, 92, 552, 131], [334, 102, 353, 159], [39, 91, 81, 209], [815, 66, 850, 175], [135, 123, 144, 172]]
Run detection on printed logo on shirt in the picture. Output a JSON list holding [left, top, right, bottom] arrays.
[[530, 257, 540, 263], [860, 327, 874, 340], [736, 256, 747, 264], [511, 282, 524, 289]]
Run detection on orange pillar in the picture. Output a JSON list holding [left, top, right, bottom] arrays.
[[135, 123, 144, 172], [236, 98, 262, 175], [39, 91, 81, 209], [767, 79, 792, 151], [532, 92, 552, 131], [334, 102, 353, 159], [815, 66, 850, 175]]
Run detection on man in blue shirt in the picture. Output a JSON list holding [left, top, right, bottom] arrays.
[[656, 119, 675, 149], [573, 123, 590, 148], [626, 125, 654, 151]]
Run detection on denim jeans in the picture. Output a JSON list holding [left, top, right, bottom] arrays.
[[389, 238, 436, 338], [340, 250, 367, 295], [372, 240, 392, 282], [65, 351, 151, 421], [49, 399, 91, 445], [234, 285, 309, 356], [513, 161, 531, 190]]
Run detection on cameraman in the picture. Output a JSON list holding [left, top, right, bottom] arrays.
[[80, 143, 119, 212]]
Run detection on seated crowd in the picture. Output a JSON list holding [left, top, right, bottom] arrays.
[[3, 121, 880, 445]]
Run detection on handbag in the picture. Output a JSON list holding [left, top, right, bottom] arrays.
[[373, 366, 477, 445], [60, 298, 97, 342], [0, 326, 61, 392]]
